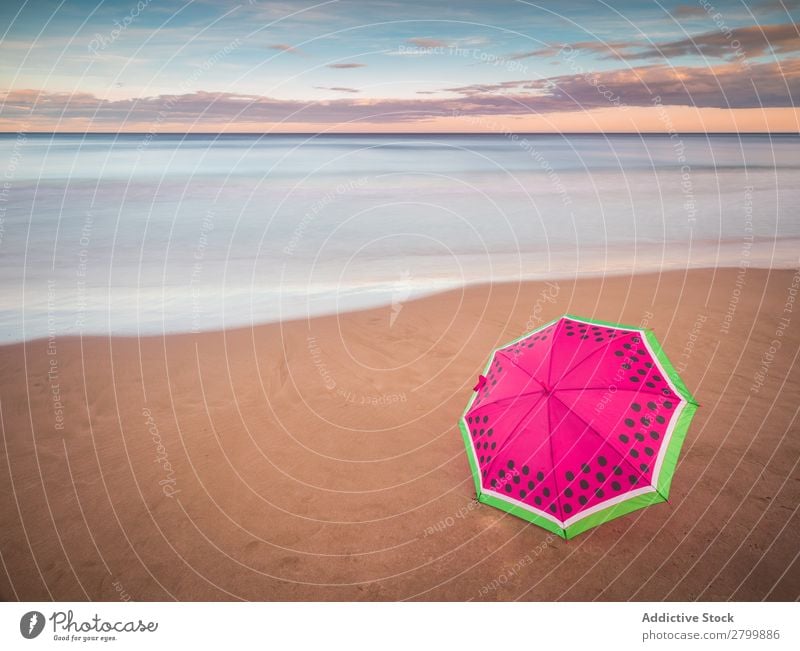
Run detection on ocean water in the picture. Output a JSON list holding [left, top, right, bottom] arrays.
[[0, 132, 798, 343]]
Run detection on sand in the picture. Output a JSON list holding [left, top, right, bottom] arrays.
[[0, 267, 798, 601]]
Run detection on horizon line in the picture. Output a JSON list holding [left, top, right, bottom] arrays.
[[2, 130, 799, 136]]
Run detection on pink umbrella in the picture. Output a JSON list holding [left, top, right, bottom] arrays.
[[460, 314, 698, 539]]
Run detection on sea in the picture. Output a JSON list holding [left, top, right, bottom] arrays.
[[0, 132, 798, 343]]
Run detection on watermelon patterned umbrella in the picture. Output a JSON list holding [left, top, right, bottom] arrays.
[[460, 314, 698, 539]]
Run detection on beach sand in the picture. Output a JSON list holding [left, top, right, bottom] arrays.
[[0, 267, 798, 601]]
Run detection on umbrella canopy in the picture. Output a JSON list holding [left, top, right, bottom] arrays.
[[460, 314, 698, 539]]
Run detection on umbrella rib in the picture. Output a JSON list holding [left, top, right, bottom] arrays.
[[546, 318, 565, 387], [554, 330, 640, 389], [549, 394, 658, 494], [471, 387, 545, 413], [555, 385, 679, 400], [496, 350, 548, 389], [545, 397, 565, 528]]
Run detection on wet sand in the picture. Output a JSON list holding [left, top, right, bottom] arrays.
[[0, 267, 798, 601]]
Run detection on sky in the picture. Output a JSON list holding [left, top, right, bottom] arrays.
[[0, 0, 798, 132]]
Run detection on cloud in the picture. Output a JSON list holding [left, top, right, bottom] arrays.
[[313, 86, 360, 93], [757, 0, 800, 11], [508, 40, 639, 60], [507, 49, 548, 60], [326, 62, 367, 69], [530, 58, 800, 108], [443, 80, 529, 95], [267, 43, 304, 55], [515, 23, 800, 62], [3, 59, 797, 129], [619, 23, 800, 60], [407, 37, 447, 48], [671, 4, 707, 18]]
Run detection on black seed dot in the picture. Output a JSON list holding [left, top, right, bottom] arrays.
[[528, 481, 535, 490], [567, 332, 574, 336], [624, 418, 635, 427], [534, 496, 542, 505], [582, 463, 591, 473], [595, 488, 604, 498], [483, 416, 488, 423], [637, 368, 646, 376], [578, 495, 588, 505], [646, 382, 656, 388], [479, 429, 485, 436], [480, 456, 485, 462], [491, 479, 497, 487], [537, 471, 544, 481], [619, 434, 630, 443], [656, 415, 665, 424], [598, 456, 607, 466], [491, 442, 497, 449], [564, 504, 573, 514], [622, 363, 631, 370], [579, 479, 589, 489], [468, 417, 473, 423], [614, 351, 624, 357], [632, 337, 640, 343], [635, 432, 645, 442], [630, 449, 640, 458], [543, 487, 551, 497], [639, 464, 649, 472], [507, 460, 515, 470], [645, 362, 653, 368], [647, 401, 657, 410], [613, 465, 622, 475], [632, 403, 641, 412], [653, 375, 662, 381], [519, 490, 527, 499], [499, 469, 505, 478], [649, 431, 659, 440], [513, 475, 520, 484], [564, 488, 574, 498], [611, 481, 621, 491], [641, 417, 651, 427], [505, 484, 512, 493], [664, 401, 673, 409], [596, 472, 606, 482], [630, 376, 639, 383], [549, 504, 557, 513], [487, 428, 494, 436], [565, 470, 575, 481], [629, 475, 638, 484], [644, 447, 654, 456], [623, 343, 631, 349], [522, 465, 529, 475], [630, 356, 639, 362]]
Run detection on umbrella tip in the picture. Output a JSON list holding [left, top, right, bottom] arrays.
[[473, 375, 487, 392]]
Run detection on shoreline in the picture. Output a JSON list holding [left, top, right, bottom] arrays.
[[3, 260, 799, 348], [0, 267, 798, 600]]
